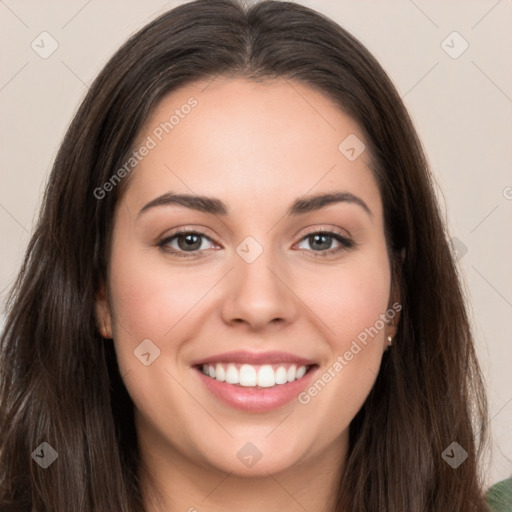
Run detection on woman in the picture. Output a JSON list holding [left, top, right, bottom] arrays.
[[0, 0, 491, 510]]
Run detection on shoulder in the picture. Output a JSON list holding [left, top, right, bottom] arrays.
[[486, 477, 512, 512]]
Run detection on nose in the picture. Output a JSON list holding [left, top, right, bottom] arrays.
[[220, 247, 299, 332]]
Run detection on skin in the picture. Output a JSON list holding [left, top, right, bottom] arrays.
[[96, 77, 399, 512]]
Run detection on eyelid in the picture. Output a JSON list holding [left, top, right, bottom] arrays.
[[158, 226, 220, 244], [156, 227, 220, 258], [294, 224, 352, 241]]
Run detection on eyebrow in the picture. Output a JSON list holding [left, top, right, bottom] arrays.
[[137, 191, 372, 218]]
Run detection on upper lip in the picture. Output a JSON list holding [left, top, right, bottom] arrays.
[[191, 350, 317, 367]]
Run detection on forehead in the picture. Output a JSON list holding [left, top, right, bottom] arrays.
[[123, 77, 382, 220]]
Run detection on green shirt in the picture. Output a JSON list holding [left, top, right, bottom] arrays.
[[486, 477, 512, 512]]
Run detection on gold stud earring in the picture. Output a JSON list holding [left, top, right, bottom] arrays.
[[387, 335, 394, 346]]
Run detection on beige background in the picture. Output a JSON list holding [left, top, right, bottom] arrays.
[[0, 0, 511, 488]]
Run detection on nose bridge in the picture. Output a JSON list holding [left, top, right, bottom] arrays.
[[221, 234, 297, 329]]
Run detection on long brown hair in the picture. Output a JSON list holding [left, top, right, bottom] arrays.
[[0, 1, 489, 510]]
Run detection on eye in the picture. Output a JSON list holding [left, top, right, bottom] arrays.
[[157, 228, 355, 259], [296, 230, 354, 256], [157, 230, 217, 257]]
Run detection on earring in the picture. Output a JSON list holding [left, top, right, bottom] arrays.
[[387, 335, 394, 347]]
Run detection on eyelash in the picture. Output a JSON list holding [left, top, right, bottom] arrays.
[[157, 227, 355, 259]]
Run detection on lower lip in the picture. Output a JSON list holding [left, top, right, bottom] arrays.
[[194, 366, 318, 412]]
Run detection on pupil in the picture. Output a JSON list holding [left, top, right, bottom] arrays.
[[179, 234, 201, 251], [311, 234, 331, 250]]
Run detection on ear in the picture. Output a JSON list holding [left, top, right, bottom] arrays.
[[95, 282, 113, 339]]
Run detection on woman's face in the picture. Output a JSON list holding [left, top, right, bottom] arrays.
[[97, 77, 398, 477]]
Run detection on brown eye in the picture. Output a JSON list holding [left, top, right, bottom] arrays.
[[176, 233, 203, 251], [158, 231, 216, 257]]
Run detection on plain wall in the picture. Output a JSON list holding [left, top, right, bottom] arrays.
[[0, 0, 511, 488]]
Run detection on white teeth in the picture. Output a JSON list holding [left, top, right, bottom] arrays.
[[200, 363, 310, 388], [296, 365, 307, 379], [225, 364, 239, 384], [239, 364, 257, 387], [215, 363, 225, 382], [275, 366, 288, 385], [257, 365, 275, 387]]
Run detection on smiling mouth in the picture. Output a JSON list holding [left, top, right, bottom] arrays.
[[196, 362, 317, 389]]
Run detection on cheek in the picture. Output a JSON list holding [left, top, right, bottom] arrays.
[[293, 247, 391, 410], [107, 242, 221, 368], [305, 261, 390, 398], [298, 252, 391, 349]]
